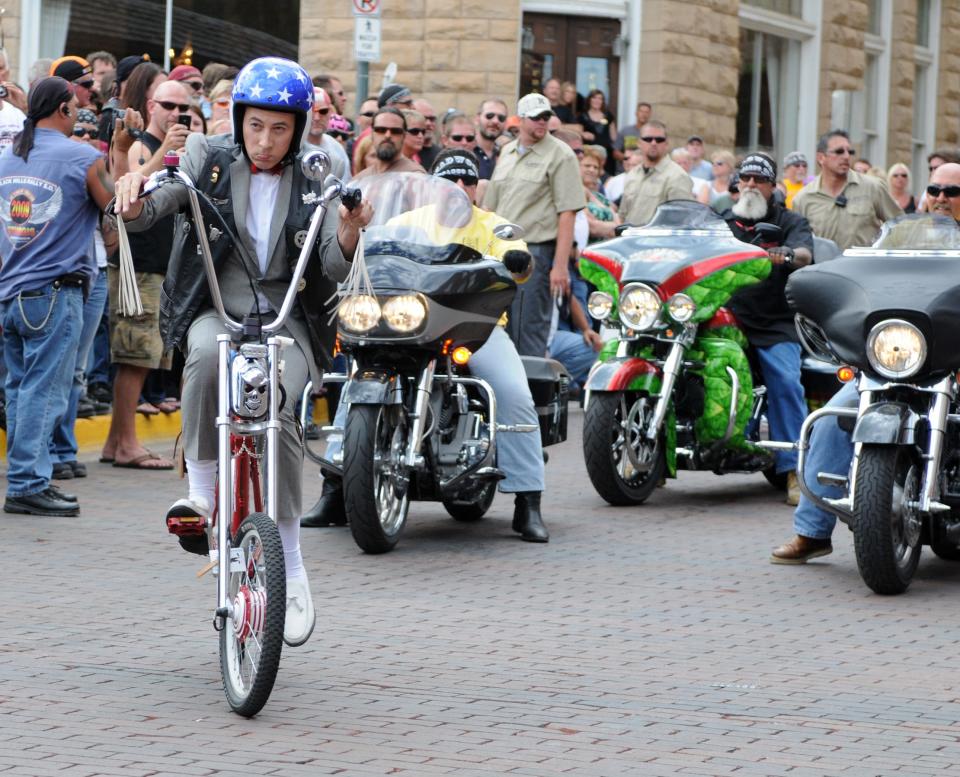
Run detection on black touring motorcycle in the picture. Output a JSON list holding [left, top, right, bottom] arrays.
[[789, 213, 960, 594], [304, 174, 569, 553]]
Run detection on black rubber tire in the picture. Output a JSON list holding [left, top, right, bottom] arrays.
[[763, 468, 788, 491], [343, 404, 408, 554], [219, 511, 285, 717], [929, 514, 960, 560], [443, 481, 497, 522], [582, 391, 666, 506], [851, 445, 922, 595]]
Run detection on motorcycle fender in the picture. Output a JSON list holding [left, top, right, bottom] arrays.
[[852, 402, 919, 445], [343, 371, 400, 405], [584, 357, 662, 394]]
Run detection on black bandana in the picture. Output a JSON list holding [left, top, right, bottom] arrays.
[[739, 153, 777, 182], [432, 153, 480, 182]]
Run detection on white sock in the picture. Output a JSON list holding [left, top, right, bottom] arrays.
[[185, 458, 217, 512], [278, 514, 305, 580]]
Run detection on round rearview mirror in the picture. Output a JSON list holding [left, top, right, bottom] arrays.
[[493, 222, 525, 241], [300, 150, 331, 182]]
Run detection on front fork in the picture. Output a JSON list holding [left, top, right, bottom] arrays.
[[403, 359, 437, 469], [644, 342, 684, 441]]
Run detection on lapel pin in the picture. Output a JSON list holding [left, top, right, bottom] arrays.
[[210, 165, 220, 184], [297, 278, 307, 292], [294, 229, 308, 248]]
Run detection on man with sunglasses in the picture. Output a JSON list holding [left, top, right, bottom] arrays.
[[355, 97, 379, 133], [413, 98, 439, 169], [619, 119, 692, 228], [168, 64, 205, 103], [101, 79, 194, 471], [482, 93, 584, 357], [50, 57, 96, 109], [474, 99, 507, 180], [793, 129, 901, 250], [722, 153, 814, 506], [354, 107, 424, 178], [304, 86, 349, 181], [442, 113, 477, 152]]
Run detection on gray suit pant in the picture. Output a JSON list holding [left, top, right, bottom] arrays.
[[506, 240, 555, 357], [181, 311, 308, 522]]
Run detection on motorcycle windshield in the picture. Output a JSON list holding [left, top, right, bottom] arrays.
[[870, 213, 960, 251], [348, 172, 484, 264]]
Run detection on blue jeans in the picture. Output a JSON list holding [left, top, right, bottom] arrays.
[[50, 271, 108, 464], [2, 283, 83, 496], [86, 290, 111, 387], [793, 380, 858, 540], [548, 329, 597, 388], [755, 341, 807, 473]]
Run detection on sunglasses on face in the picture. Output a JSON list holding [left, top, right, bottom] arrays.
[[185, 80, 203, 91], [739, 174, 771, 184], [449, 133, 475, 143], [328, 131, 351, 140], [373, 126, 404, 136], [315, 107, 330, 115], [359, 110, 377, 118], [407, 127, 426, 136], [214, 98, 230, 107], [928, 184, 960, 198], [76, 80, 94, 90], [158, 100, 191, 112], [72, 126, 98, 139], [484, 112, 507, 122], [827, 147, 856, 156], [641, 136, 666, 143], [528, 113, 551, 123], [574, 148, 585, 157], [447, 175, 479, 187]]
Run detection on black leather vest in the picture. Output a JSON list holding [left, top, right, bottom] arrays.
[[159, 138, 339, 371]]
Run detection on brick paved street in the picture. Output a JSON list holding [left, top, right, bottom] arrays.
[[4, 408, 960, 776]]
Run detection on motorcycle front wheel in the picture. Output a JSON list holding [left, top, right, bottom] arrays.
[[583, 391, 666, 506], [343, 404, 410, 554], [852, 444, 923, 594], [219, 511, 286, 717]]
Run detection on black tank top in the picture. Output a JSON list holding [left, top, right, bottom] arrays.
[[126, 131, 177, 275]]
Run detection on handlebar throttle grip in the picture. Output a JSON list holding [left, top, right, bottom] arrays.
[[341, 186, 362, 212]]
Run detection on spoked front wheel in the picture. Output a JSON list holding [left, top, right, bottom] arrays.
[[219, 511, 286, 717], [343, 404, 411, 554]]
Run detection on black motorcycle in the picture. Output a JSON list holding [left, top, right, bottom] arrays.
[[313, 174, 568, 554], [789, 213, 960, 594]]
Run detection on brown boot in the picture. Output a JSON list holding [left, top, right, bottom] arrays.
[[770, 534, 832, 564]]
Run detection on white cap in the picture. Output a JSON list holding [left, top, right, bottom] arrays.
[[517, 93, 552, 119]]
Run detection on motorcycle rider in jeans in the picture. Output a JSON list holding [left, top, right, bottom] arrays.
[[302, 149, 550, 542], [771, 162, 960, 563], [722, 153, 813, 505]]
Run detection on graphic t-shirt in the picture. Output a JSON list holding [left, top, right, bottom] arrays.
[[0, 128, 102, 300], [0, 102, 25, 150]]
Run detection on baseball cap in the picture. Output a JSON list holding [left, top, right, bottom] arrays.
[[168, 65, 202, 83], [328, 114, 351, 133], [517, 93, 552, 119], [783, 151, 808, 168], [116, 54, 151, 85], [50, 56, 93, 85], [687, 135, 704, 144], [378, 84, 413, 108]]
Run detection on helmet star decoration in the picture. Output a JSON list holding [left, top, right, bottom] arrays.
[[265, 66, 281, 79], [249, 83, 263, 99], [277, 87, 292, 104]]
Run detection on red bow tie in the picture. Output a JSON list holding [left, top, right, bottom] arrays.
[[250, 162, 284, 176]]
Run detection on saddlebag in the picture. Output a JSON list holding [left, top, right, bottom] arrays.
[[520, 356, 570, 447]]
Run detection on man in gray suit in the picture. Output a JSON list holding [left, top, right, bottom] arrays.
[[114, 57, 371, 648]]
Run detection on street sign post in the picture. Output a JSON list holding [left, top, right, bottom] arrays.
[[352, 0, 382, 114]]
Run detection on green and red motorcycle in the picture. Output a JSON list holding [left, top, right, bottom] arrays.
[[579, 200, 796, 505]]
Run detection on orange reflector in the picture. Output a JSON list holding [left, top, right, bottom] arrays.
[[451, 346, 472, 366], [837, 365, 856, 383]]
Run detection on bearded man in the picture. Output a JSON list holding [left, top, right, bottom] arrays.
[[722, 152, 814, 505]]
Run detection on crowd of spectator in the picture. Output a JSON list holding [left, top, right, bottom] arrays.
[[0, 44, 957, 514]]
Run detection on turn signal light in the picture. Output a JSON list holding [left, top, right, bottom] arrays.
[[451, 346, 472, 366], [837, 365, 856, 383]]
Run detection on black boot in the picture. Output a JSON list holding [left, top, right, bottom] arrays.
[[512, 491, 549, 543], [300, 475, 346, 527]]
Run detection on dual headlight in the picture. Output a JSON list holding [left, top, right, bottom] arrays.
[[866, 319, 926, 379], [587, 284, 696, 330], [339, 294, 428, 335]]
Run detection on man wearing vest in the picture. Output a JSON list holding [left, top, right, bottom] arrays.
[[102, 78, 193, 470], [114, 58, 372, 647], [0, 77, 133, 517]]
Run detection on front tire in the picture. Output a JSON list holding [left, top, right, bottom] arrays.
[[852, 445, 922, 595], [343, 404, 410, 554], [219, 511, 285, 717], [583, 391, 666, 506]]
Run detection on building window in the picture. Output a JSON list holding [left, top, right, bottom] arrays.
[[912, 0, 940, 192], [861, 0, 890, 168], [741, 0, 803, 17]]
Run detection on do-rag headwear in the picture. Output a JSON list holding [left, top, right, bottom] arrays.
[[13, 77, 74, 161], [738, 152, 777, 182], [431, 151, 480, 183]]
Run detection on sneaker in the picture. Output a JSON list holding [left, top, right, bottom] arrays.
[[52, 462, 75, 480], [76, 396, 98, 419], [770, 534, 832, 564], [166, 497, 211, 556], [283, 574, 316, 647], [786, 471, 801, 506]]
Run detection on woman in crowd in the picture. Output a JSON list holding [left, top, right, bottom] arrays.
[[206, 79, 232, 135], [580, 145, 621, 242], [352, 133, 376, 175], [401, 109, 426, 164], [555, 81, 579, 124], [120, 62, 163, 129], [887, 163, 916, 213], [578, 89, 617, 176], [707, 150, 737, 208]]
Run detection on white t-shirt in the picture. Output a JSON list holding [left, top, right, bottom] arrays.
[[0, 101, 26, 150]]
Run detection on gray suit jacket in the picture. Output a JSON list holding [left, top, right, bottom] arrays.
[[125, 133, 351, 384]]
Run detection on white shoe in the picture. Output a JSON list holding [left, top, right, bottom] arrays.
[[283, 574, 316, 647]]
